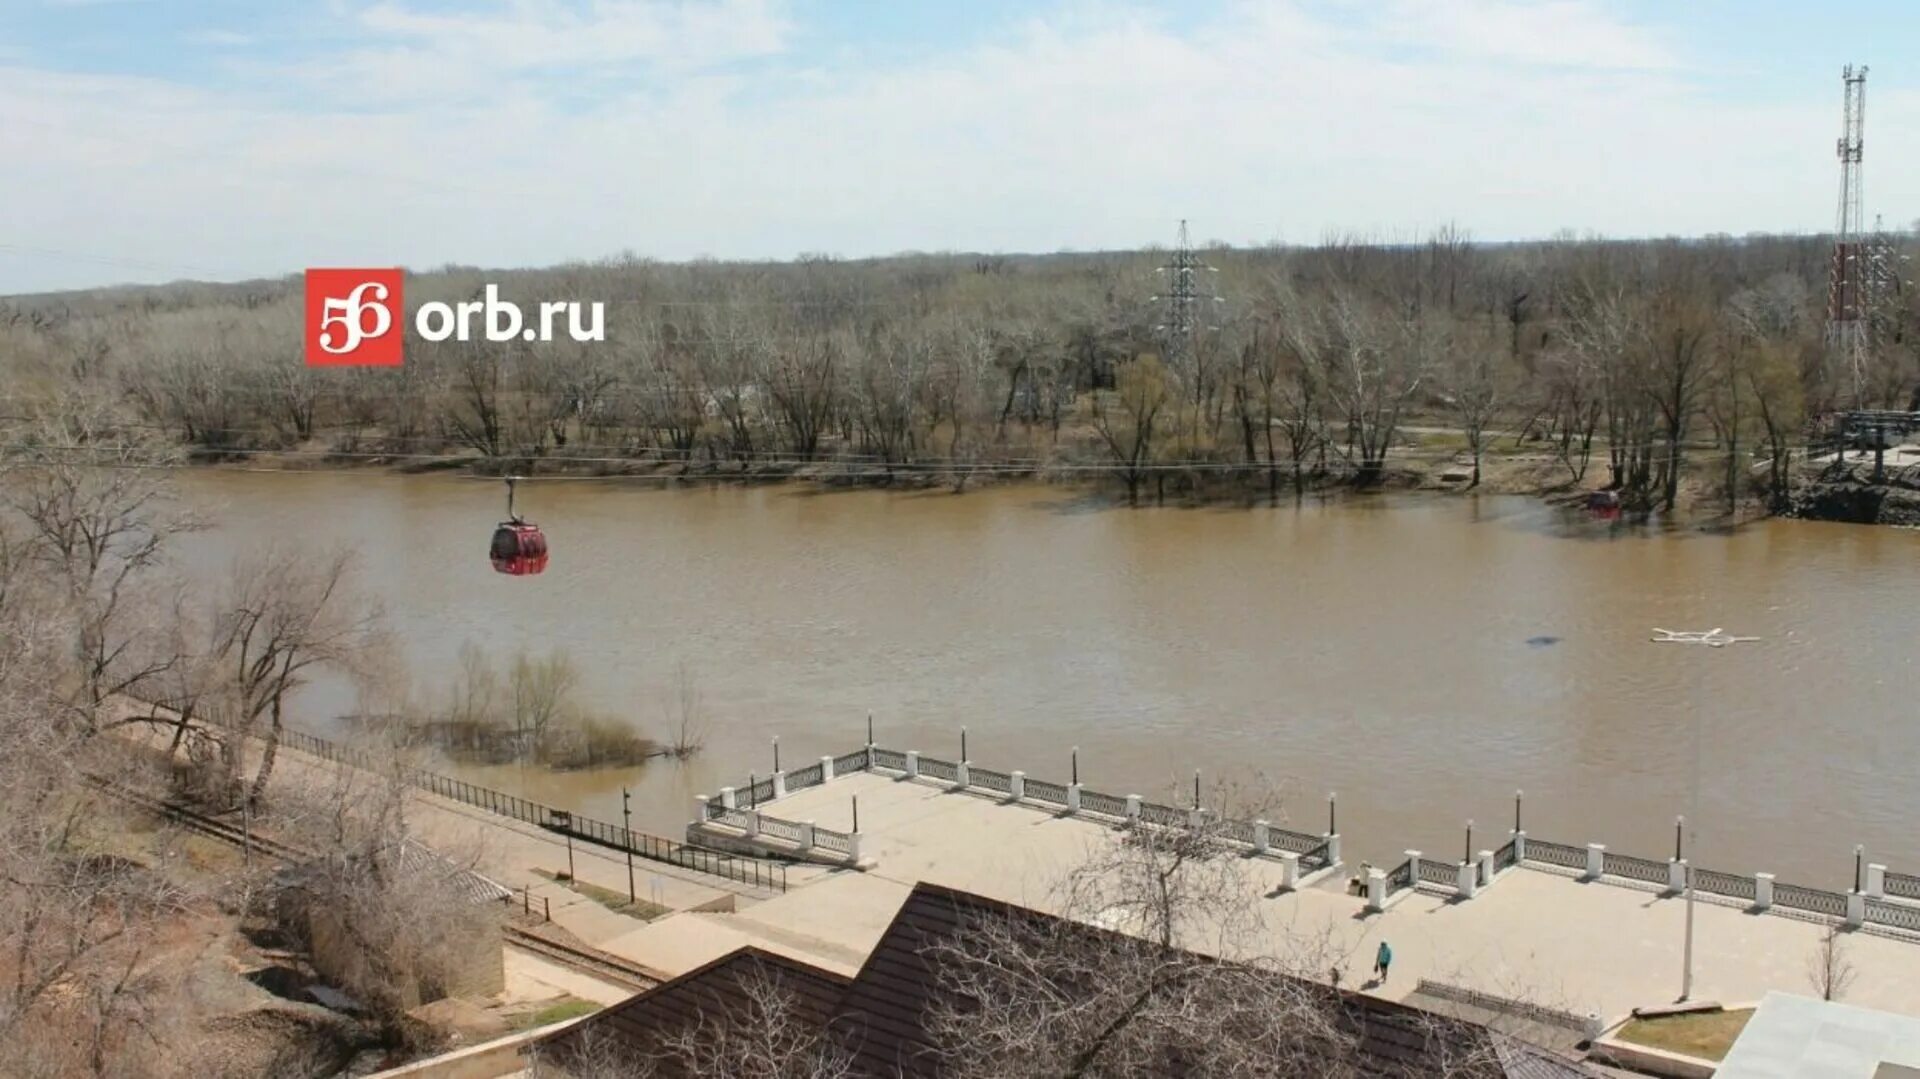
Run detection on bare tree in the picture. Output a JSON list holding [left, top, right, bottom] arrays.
[[4, 407, 193, 731], [271, 733, 499, 1043], [0, 591, 194, 1077], [663, 661, 707, 760], [509, 648, 582, 753], [1807, 924, 1856, 1002], [1089, 355, 1173, 506], [1436, 324, 1507, 488], [210, 548, 383, 807]]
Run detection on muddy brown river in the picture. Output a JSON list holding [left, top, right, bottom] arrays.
[[172, 471, 1920, 885]]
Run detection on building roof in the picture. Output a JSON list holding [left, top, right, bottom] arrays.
[[1718, 991, 1920, 1078], [536, 947, 850, 1078], [533, 881, 1598, 1078]]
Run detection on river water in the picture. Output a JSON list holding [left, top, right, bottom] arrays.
[[171, 471, 1920, 885]]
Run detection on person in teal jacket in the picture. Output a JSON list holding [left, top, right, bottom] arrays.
[[1374, 940, 1393, 982]]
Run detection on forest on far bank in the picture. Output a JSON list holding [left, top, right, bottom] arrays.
[[5, 229, 1918, 514]]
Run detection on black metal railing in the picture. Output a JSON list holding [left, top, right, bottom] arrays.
[[1137, 801, 1189, 828], [1492, 839, 1517, 874], [1417, 857, 1459, 887], [277, 727, 788, 893], [1219, 819, 1258, 846], [971, 767, 1013, 794], [1298, 840, 1332, 872], [740, 777, 776, 807], [1866, 896, 1920, 933], [1603, 851, 1669, 886], [871, 747, 907, 771], [1385, 858, 1415, 895], [919, 756, 959, 782], [1775, 881, 1847, 917], [1693, 869, 1755, 901], [813, 828, 852, 854], [1268, 827, 1327, 855], [786, 761, 825, 790], [1025, 778, 1069, 805], [1080, 790, 1130, 818], [833, 749, 871, 776], [1525, 839, 1586, 870], [1884, 871, 1920, 901]]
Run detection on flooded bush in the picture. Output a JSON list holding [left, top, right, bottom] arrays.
[[419, 643, 657, 768], [535, 715, 659, 771]]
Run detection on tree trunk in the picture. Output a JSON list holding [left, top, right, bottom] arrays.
[[249, 695, 283, 808]]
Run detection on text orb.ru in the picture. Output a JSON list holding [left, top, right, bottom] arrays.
[[304, 270, 606, 366]]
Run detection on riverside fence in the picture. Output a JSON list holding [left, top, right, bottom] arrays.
[[276, 727, 788, 893], [687, 728, 1920, 934], [1364, 817, 1918, 937], [695, 742, 1340, 880]]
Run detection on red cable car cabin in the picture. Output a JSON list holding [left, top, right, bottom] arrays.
[[490, 520, 549, 575]]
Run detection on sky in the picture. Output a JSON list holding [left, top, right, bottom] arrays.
[[4, 0, 1920, 294]]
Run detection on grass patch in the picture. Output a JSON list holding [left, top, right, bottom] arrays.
[[1615, 1007, 1754, 1062], [532, 869, 671, 920], [508, 997, 601, 1031]]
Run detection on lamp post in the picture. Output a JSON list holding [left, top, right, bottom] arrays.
[[1651, 626, 1757, 1002], [621, 787, 637, 906]]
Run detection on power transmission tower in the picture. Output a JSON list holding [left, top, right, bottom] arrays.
[[1827, 65, 1870, 406], [1152, 220, 1222, 368]]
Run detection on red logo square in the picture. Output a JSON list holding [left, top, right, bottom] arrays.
[[305, 268, 404, 366]]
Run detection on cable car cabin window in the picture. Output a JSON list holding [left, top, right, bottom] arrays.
[[490, 528, 520, 560]]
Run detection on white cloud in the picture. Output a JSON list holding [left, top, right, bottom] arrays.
[[0, 1, 1903, 294], [1380, 0, 1677, 70], [268, 0, 792, 106]]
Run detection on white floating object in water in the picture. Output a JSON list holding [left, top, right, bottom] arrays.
[[1651, 627, 1760, 648]]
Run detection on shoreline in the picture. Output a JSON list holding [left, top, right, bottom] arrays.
[[167, 441, 1801, 531]]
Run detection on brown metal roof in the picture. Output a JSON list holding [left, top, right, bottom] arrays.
[[534, 946, 850, 1078]]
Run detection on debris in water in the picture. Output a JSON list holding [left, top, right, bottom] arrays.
[[1525, 636, 1562, 648]]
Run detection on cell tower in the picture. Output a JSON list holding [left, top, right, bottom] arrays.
[[1153, 220, 1222, 365], [1827, 64, 1869, 403]]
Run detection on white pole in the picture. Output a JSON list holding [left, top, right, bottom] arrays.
[[1683, 699, 1699, 1001], [1653, 625, 1756, 1003]]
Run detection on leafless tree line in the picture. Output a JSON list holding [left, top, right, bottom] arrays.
[[7, 232, 1917, 512]]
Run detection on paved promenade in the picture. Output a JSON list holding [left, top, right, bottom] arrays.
[[686, 770, 1920, 1026]]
